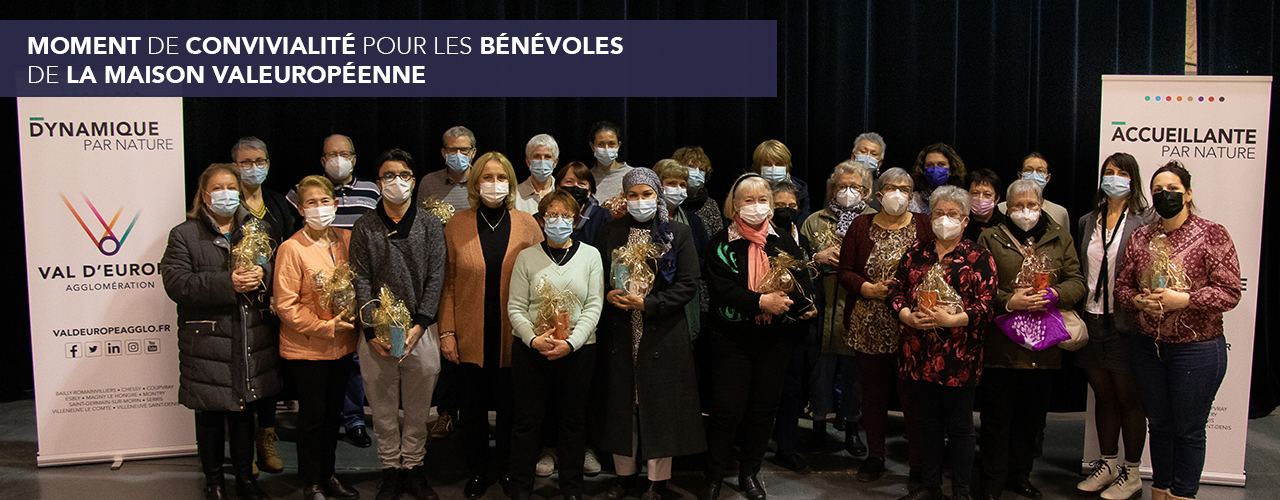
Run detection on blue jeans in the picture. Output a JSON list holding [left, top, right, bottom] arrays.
[[341, 353, 368, 430], [1129, 335, 1227, 498], [810, 351, 861, 423]]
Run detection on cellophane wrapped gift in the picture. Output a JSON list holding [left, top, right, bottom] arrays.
[[312, 263, 356, 321], [1012, 248, 1055, 291], [534, 276, 577, 340], [916, 263, 962, 314], [759, 251, 816, 321], [420, 196, 456, 225], [1142, 234, 1190, 291], [601, 195, 628, 220], [365, 285, 412, 358], [812, 229, 841, 254], [231, 218, 275, 270], [611, 240, 662, 299]]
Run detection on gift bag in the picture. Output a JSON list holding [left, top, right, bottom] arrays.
[[534, 277, 578, 340], [611, 240, 663, 298], [994, 308, 1071, 351]]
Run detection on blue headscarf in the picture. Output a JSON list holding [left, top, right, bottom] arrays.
[[622, 167, 676, 282]]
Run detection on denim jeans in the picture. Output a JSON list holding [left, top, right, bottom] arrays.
[[341, 353, 368, 430], [1129, 335, 1227, 498], [810, 351, 862, 423]]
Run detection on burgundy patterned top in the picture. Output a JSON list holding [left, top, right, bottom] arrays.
[[888, 238, 998, 387], [1114, 215, 1241, 343]]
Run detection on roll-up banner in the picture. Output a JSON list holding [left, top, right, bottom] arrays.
[[18, 97, 194, 466], [1084, 75, 1272, 486]]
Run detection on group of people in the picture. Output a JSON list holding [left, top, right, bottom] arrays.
[[160, 123, 1241, 500]]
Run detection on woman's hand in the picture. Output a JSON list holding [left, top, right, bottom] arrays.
[[403, 325, 425, 355], [335, 319, 355, 333], [814, 246, 841, 267], [932, 308, 969, 328], [231, 267, 261, 293], [607, 289, 646, 311], [1149, 288, 1191, 312], [899, 307, 937, 330], [798, 305, 819, 321], [369, 337, 393, 358], [439, 334, 459, 363], [754, 313, 773, 325], [759, 291, 793, 316], [542, 338, 573, 361], [1008, 287, 1049, 311], [860, 281, 889, 300]]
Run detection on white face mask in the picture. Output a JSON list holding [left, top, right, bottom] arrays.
[[738, 202, 772, 226], [381, 177, 413, 205], [303, 205, 336, 231], [835, 187, 862, 208], [880, 190, 909, 216], [324, 156, 353, 180], [932, 215, 964, 240], [1010, 208, 1040, 231], [761, 165, 788, 184], [480, 181, 509, 207]]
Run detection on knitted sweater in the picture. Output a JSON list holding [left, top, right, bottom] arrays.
[[349, 203, 447, 340], [508, 242, 605, 350]]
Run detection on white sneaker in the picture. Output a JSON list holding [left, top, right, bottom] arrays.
[[1101, 461, 1143, 500], [583, 448, 602, 477], [1077, 455, 1120, 494], [536, 450, 557, 477]]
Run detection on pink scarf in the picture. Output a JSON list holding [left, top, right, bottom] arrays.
[[735, 215, 771, 292]]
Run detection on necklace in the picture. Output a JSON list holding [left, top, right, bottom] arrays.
[[480, 208, 506, 232], [550, 241, 574, 266]]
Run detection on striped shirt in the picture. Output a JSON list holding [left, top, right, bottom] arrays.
[[287, 176, 380, 229], [416, 168, 472, 212]]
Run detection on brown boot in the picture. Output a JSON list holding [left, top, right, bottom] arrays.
[[255, 427, 283, 474], [1150, 486, 1169, 500]]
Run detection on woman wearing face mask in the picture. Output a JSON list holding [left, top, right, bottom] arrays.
[[963, 169, 1004, 242], [1115, 161, 1240, 500], [975, 179, 1085, 500], [700, 173, 817, 500], [506, 190, 605, 500], [588, 121, 632, 201], [1072, 153, 1152, 499], [596, 168, 705, 500], [751, 139, 811, 225], [909, 143, 966, 214], [672, 146, 724, 239], [553, 161, 614, 248], [160, 163, 281, 500], [439, 151, 544, 498], [273, 175, 360, 500], [656, 160, 711, 340], [888, 186, 998, 500], [836, 167, 931, 487]]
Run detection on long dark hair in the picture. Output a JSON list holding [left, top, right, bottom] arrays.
[[1092, 152, 1149, 214], [1151, 160, 1197, 213]]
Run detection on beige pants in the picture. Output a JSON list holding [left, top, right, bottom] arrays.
[[612, 411, 672, 481], [358, 326, 440, 469]]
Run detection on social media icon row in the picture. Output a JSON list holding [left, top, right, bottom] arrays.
[[66, 339, 161, 358]]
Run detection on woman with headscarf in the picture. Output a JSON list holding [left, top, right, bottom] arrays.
[[596, 168, 705, 500]]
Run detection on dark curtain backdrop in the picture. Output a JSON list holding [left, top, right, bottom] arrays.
[[3, 2, 1274, 417]]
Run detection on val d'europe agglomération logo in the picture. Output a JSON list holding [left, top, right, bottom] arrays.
[[60, 192, 140, 256]]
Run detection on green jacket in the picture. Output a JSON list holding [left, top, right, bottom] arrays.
[[800, 206, 876, 356], [975, 214, 1085, 370]]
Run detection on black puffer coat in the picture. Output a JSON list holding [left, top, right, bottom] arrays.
[[160, 207, 282, 412]]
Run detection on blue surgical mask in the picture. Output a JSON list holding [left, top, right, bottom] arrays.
[[663, 186, 687, 207], [207, 189, 240, 217], [239, 164, 268, 186], [1022, 171, 1049, 190], [1101, 175, 1131, 199], [924, 166, 949, 187], [543, 216, 573, 245], [761, 165, 788, 184], [446, 152, 470, 172], [627, 198, 658, 222], [594, 147, 619, 166], [529, 159, 554, 182], [687, 168, 706, 190], [854, 154, 879, 172]]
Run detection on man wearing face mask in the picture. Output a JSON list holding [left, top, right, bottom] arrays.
[[289, 134, 381, 230], [996, 153, 1069, 229], [417, 126, 479, 212], [587, 121, 632, 201], [515, 134, 560, 215]]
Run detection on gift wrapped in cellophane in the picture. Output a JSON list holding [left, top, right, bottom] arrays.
[[1011, 248, 1055, 292], [611, 240, 663, 299], [534, 276, 578, 340], [362, 285, 413, 358], [916, 263, 962, 315], [601, 195, 628, 220], [759, 251, 816, 321], [420, 196, 456, 225], [313, 263, 357, 321], [812, 229, 842, 253], [231, 218, 275, 270], [1142, 234, 1190, 291]]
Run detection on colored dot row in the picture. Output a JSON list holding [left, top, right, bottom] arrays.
[[1145, 95, 1225, 102]]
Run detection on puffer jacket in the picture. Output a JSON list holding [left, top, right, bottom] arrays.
[[160, 207, 282, 412]]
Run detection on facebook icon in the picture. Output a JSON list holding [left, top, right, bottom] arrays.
[[65, 343, 81, 359]]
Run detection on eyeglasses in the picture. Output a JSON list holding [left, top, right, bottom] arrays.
[[544, 214, 573, 222], [774, 203, 799, 210], [323, 151, 355, 160], [881, 184, 912, 194], [380, 172, 414, 181], [237, 159, 268, 167], [443, 147, 474, 154]]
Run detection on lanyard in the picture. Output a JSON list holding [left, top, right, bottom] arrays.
[[1092, 211, 1126, 312]]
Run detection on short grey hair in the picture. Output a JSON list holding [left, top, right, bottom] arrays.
[[525, 133, 559, 159], [443, 125, 476, 149], [877, 167, 914, 193], [929, 185, 970, 216], [852, 132, 886, 159], [1006, 178, 1045, 206], [232, 136, 268, 160], [826, 160, 874, 202]]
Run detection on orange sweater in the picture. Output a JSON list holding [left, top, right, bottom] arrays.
[[274, 228, 357, 361], [439, 208, 544, 367]]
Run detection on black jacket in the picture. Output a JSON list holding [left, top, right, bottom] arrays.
[[706, 223, 817, 340]]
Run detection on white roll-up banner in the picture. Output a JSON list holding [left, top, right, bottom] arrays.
[[18, 97, 195, 466], [1083, 75, 1272, 486]]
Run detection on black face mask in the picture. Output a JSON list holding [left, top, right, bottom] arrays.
[[771, 207, 798, 231], [1153, 190, 1185, 219], [561, 186, 590, 211]]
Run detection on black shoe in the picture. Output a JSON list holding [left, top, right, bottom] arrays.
[[1005, 480, 1043, 500], [844, 426, 868, 458], [738, 474, 766, 500], [832, 419, 847, 432], [640, 479, 666, 500], [895, 487, 944, 500], [500, 475, 515, 498], [234, 475, 268, 500], [463, 476, 488, 499], [324, 475, 359, 500], [856, 457, 886, 482], [403, 466, 437, 500], [600, 474, 636, 500], [204, 480, 228, 500], [769, 452, 811, 474], [908, 467, 923, 493], [302, 484, 326, 500], [698, 479, 722, 500], [346, 426, 372, 448], [808, 420, 829, 452], [375, 468, 404, 500]]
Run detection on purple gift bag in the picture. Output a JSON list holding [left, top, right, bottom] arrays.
[[994, 307, 1070, 351]]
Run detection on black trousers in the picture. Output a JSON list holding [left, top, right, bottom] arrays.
[[287, 354, 354, 485], [194, 401, 260, 482], [704, 333, 795, 479], [510, 340, 597, 495], [913, 380, 977, 496], [458, 361, 514, 478], [979, 368, 1053, 495], [773, 342, 816, 458]]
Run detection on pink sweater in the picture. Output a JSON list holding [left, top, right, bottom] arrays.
[[274, 228, 357, 360]]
